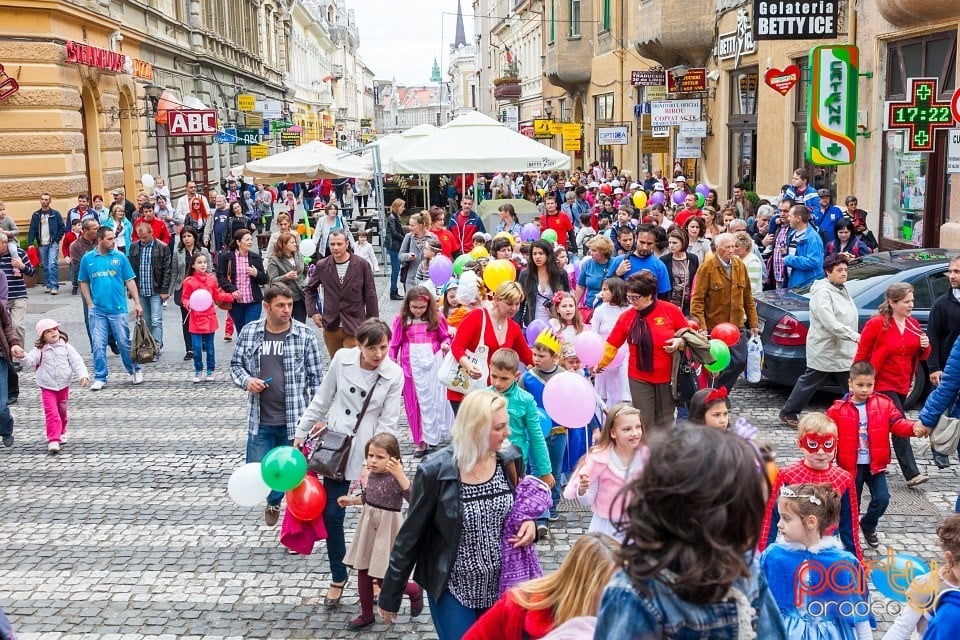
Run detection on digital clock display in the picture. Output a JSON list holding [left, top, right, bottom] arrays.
[[892, 106, 953, 124]]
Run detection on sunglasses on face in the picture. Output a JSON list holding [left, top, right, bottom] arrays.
[[799, 434, 836, 453]]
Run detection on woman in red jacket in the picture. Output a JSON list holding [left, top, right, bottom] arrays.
[[854, 282, 931, 486], [448, 281, 533, 414], [463, 532, 618, 640]]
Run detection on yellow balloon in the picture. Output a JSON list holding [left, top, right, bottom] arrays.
[[633, 191, 648, 208], [483, 259, 517, 290], [537, 188, 546, 197], [494, 231, 515, 246], [470, 246, 489, 259]]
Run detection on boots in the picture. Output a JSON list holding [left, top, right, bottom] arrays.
[[390, 289, 403, 301]]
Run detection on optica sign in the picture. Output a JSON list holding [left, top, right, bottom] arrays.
[[167, 110, 217, 136], [806, 45, 858, 166]]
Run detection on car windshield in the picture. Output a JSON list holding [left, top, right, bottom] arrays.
[[793, 261, 902, 298]]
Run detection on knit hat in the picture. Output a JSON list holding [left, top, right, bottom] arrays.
[[36, 318, 60, 337]]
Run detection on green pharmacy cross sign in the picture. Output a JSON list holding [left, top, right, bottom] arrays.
[[885, 77, 955, 152], [807, 45, 859, 166]]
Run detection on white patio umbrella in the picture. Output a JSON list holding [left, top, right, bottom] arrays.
[[389, 111, 570, 174], [361, 123, 439, 174], [241, 140, 373, 181]]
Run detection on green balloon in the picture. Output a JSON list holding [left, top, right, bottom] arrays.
[[541, 229, 558, 244], [260, 446, 308, 492], [704, 338, 731, 374], [696, 193, 705, 208], [453, 254, 471, 277]]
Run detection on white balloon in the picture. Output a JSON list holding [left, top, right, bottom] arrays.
[[140, 174, 155, 189], [227, 463, 271, 507], [300, 239, 317, 257]]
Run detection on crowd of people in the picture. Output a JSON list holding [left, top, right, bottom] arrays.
[[3, 160, 960, 640]]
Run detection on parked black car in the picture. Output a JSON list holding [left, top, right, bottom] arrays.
[[755, 249, 959, 408]]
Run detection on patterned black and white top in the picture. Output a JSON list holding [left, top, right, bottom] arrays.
[[448, 464, 515, 609]]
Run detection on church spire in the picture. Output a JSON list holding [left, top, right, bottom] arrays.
[[453, 0, 467, 49]]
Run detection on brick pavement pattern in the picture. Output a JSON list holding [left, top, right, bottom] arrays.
[[0, 276, 958, 638]]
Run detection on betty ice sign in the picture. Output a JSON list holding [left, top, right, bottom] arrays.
[[753, 0, 840, 39]]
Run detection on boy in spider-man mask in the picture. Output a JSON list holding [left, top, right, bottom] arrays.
[[758, 411, 864, 561]]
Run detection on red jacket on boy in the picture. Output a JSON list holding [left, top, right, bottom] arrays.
[[827, 393, 916, 476]]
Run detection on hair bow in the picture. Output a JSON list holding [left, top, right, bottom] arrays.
[[705, 387, 729, 404], [551, 291, 565, 306]]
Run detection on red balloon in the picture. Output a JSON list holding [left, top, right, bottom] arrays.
[[285, 474, 327, 521], [711, 322, 741, 347], [686, 319, 700, 332], [600, 183, 612, 195]]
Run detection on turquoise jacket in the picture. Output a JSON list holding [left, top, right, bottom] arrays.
[[492, 380, 552, 477]]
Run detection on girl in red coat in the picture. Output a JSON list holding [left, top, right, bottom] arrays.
[[463, 532, 618, 640], [853, 282, 931, 486], [181, 253, 234, 382]]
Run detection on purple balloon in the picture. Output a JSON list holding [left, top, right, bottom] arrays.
[[428, 255, 453, 286], [649, 192, 666, 205], [695, 183, 711, 197], [672, 190, 686, 205], [525, 319, 549, 346], [520, 223, 541, 242]]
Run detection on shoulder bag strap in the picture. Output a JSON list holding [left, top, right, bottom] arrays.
[[352, 375, 381, 436]]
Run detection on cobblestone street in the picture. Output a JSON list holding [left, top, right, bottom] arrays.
[[1, 276, 958, 639]]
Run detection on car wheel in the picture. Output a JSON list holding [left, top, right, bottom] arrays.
[[905, 365, 927, 410]]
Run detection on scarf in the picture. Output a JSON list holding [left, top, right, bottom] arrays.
[[628, 301, 658, 372]]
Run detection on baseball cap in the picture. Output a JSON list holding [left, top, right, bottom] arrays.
[[588, 181, 600, 189], [36, 318, 60, 338], [611, 180, 621, 188], [817, 188, 831, 198], [111, 188, 123, 195], [613, 188, 624, 195], [629, 182, 641, 189], [674, 176, 687, 183], [654, 184, 665, 191]]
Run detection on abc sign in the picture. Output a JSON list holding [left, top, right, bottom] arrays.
[[168, 110, 217, 136]]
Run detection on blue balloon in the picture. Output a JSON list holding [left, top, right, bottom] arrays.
[[870, 552, 930, 603], [538, 409, 553, 437]]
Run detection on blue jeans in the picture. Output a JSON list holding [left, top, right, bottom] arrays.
[[40, 243, 59, 290], [427, 589, 488, 640], [191, 333, 215, 372], [0, 360, 11, 437], [89, 308, 139, 382], [82, 301, 116, 352], [388, 250, 401, 292], [228, 301, 261, 335], [245, 424, 290, 506], [323, 478, 351, 583], [139, 294, 164, 348], [537, 431, 567, 524], [856, 464, 890, 534]]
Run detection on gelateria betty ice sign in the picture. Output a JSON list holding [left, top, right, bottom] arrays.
[[753, 0, 840, 39], [806, 45, 859, 166]]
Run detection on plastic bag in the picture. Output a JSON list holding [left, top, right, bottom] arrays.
[[745, 336, 763, 383]]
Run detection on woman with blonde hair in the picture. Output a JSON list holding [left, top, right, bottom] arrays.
[[463, 532, 619, 639], [379, 390, 537, 640], [386, 198, 407, 300]]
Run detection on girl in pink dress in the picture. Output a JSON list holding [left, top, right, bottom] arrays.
[[389, 285, 454, 457]]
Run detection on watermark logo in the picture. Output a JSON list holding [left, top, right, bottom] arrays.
[[795, 548, 938, 617]]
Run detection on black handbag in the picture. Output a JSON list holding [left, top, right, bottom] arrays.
[[307, 376, 380, 481]]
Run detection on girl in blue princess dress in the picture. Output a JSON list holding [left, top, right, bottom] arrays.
[[760, 483, 872, 640]]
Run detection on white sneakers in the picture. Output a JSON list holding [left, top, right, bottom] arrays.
[[47, 441, 60, 455], [193, 372, 203, 383], [89, 380, 106, 391], [131, 371, 144, 385]]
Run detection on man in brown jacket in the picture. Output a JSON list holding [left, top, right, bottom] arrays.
[[690, 232, 759, 391], [304, 229, 379, 357]]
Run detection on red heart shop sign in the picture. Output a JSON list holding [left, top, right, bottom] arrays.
[[764, 65, 800, 96]]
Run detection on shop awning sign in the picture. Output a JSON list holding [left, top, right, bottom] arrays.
[[168, 109, 217, 136], [885, 78, 956, 153], [806, 45, 858, 166]]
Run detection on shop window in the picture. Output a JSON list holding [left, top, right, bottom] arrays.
[[601, 0, 611, 31], [594, 93, 614, 121], [887, 31, 957, 99], [728, 69, 758, 193]]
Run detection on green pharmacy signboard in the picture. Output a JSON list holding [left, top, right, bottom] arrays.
[[885, 77, 955, 152], [806, 44, 859, 166]]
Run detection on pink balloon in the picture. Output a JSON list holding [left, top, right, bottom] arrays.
[[543, 371, 595, 427], [574, 331, 605, 368], [609, 344, 628, 368], [672, 190, 686, 205], [189, 289, 213, 312]]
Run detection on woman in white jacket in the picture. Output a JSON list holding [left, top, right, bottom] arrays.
[[779, 253, 860, 427], [311, 202, 355, 258], [293, 318, 403, 609]]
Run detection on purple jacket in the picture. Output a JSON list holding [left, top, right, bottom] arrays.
[[499, 475, 552, 595]]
